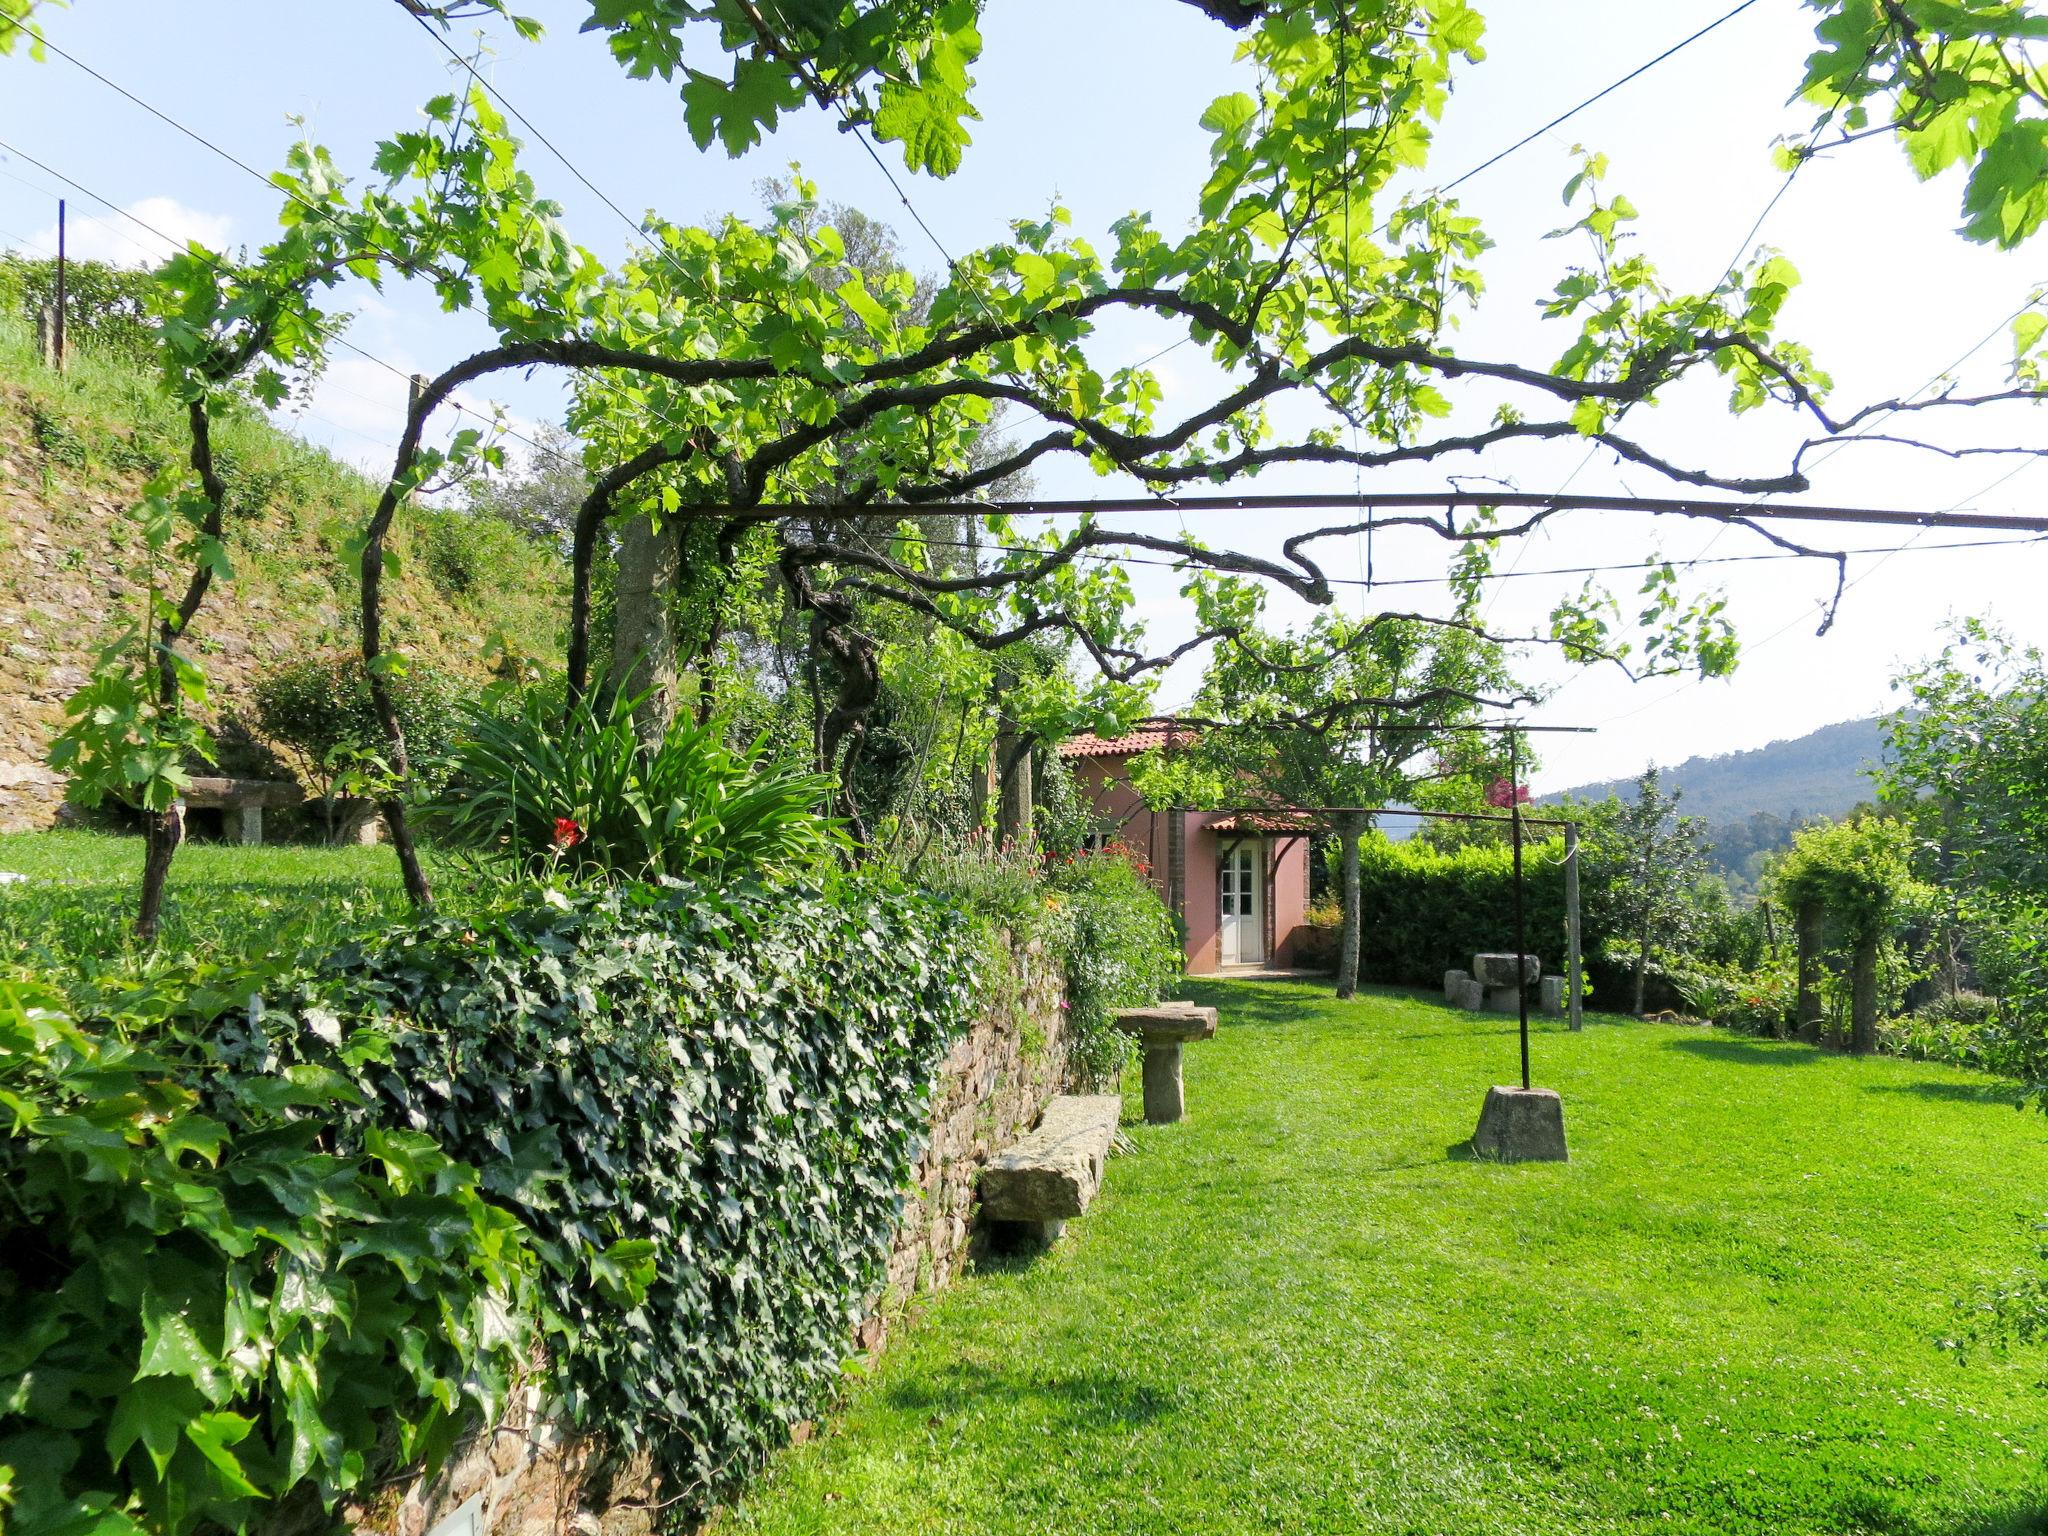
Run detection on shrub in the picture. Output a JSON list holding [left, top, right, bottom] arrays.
[[2, 876, 977, 1530], [1346, 834, 1569, 989], [1047, 847, 1183, 1085], [911, 837, 1180, 1084], [1670, 960, 1795, 1035], [433, 690, 843, 883], [0, 253, 159, 369], [0, 974, 541, 1536], [251, 653, 465, 805]]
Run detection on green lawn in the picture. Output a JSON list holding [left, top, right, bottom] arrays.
[[726, 979, 2048, 1536], [0, 830, 427, 981]]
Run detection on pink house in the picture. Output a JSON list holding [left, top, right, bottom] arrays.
[[1058, 725, 1314, 975]]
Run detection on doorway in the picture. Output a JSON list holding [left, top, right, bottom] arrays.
[[1219, 841, 1265, 966]]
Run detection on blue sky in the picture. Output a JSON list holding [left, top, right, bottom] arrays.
[[3, 1, 2043, 791]]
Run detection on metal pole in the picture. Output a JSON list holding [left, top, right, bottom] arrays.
[[1510, 730, 1531, 1091], [53, 198, 66, 373], [1565, 821, 1584, 1033]]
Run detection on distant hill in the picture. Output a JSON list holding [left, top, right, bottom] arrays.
[[1546, 716, 1890, 825]]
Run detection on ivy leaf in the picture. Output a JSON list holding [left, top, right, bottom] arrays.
[[136, 1293, 227, 1405], [183, 1411, 262, 1498], [107, 1378, 203, 1479]]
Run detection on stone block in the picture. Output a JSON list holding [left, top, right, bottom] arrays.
[[1470, 1085, 1568, 1163], [1472, 951, 1540, 988], [1485, 985, 1523, 1014], [1539, 976, 1567, 1017], [1113, 1003, 1218, 1043], [1451, 977, 1486, 1011], [979, 1093, 1121, 1224], [1443, 968, 1469, 1001]]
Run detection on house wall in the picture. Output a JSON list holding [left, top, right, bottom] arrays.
[[1069, 752, 1312, 975]]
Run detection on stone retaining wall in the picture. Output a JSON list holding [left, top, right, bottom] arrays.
[[356, 935, 1070, 1536]]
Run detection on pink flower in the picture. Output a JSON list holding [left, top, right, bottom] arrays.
[[1485, 778, 1530, 808], [552, 816, 584, 849]]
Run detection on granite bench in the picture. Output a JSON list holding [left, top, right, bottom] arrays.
[[978, 1093, 1122, 1249]]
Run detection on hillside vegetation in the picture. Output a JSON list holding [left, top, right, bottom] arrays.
[[0, 319, 565, 831], [1551, 716, 1887, 824]]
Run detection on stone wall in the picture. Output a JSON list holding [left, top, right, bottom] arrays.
[[357, 935, 1070, 1536]]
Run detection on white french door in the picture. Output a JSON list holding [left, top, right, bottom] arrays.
[[1219, 842, 1265, 966]]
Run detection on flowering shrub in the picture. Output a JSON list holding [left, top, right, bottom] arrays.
[[1670, 960, 1795, 1035]]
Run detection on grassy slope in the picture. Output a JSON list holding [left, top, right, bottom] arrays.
[[0, 829, 437, 981], [727, 980, 2048, 1536], [0, 319, 564, 825]]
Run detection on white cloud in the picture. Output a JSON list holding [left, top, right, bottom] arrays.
[[29, 196, 232, 268]]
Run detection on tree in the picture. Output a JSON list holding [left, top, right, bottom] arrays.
[[1129, 607, 1516, 998], [1584, 769, 1712, 1017], [1883, 621, 2048, 1081], [16, 3, 2048, 935], [459, 422, 591, 546], [1771, 814, 1924, 1053]]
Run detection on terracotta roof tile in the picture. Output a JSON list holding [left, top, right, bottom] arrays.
[[1210, 812, 1318, 834], [1057, 725, 1184, 759]]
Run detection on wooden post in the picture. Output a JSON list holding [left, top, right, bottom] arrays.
[[53, 199, 66, 373], [1509, 731, 1531, 1091], [1565, 821, 1584, 1033]]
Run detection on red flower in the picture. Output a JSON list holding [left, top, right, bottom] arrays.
[[552, 816, 584, 849]]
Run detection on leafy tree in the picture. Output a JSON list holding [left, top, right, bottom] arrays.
[[15, 3, 2048, 934], [1582, 768, 1713, 1016], [1883, 620, 2048, 1083], [1770, 814, 1925, 1052], [1129, 608, 1516, 998], [458, 421, 591, 546]]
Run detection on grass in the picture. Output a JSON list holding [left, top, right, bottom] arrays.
[[725, 979, 2048, 1536], [0, 829, 439, 984]]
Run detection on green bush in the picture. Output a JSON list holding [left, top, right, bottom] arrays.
[[1347, 834, 1568, 989], [433, 690, 843, 883], [1669, 959, 1795, 1035], [251, 653, 465, 805], [1047, 847, 1183, 1085], [0, 973, 541, 1536], [1, 876, 977, 1530], [910, 837, 1180, 1084], [0, 253, 159, 370]]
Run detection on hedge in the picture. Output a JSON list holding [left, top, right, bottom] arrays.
[[0, 875, 977, 1534], [1350, 834, 1570, 988]]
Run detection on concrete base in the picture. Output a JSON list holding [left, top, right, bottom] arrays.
[[1484, 985, 1524, 1014], [1141, 1042, 1186, 1124], [1471, 1085, 1569, 1163]]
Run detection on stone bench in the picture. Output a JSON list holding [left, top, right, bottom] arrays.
[[978, 1093, 1122, 1248], [177, 777, 303, 845], [1113, 1002, 1218, 1125]]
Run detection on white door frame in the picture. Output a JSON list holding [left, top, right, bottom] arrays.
[[1219, 840, 1265, 966]]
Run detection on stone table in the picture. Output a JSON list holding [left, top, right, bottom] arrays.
[[1113, 1002, 1219, 1124], [1471, 951, 1540, 1013]]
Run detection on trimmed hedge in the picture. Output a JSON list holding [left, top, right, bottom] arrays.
[[1351, 834, 1569, 988], [1, 875, 977, 1533]]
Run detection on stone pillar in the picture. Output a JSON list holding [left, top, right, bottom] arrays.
[[1471, 1084, 1568, 1162], [1113, 1004, 1217, 1124], [237, 803, 263, 847], [1140, 1042, 1185, 1125]]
